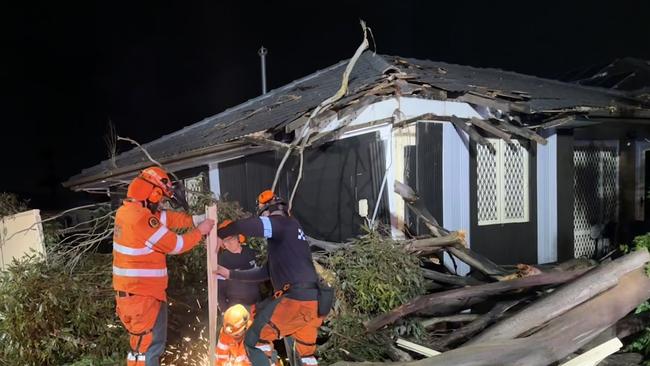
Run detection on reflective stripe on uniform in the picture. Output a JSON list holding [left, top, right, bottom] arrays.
[[127, 352, 146, 361], [260, 217, 272, 238], [234, 355, 249, 362], [147, 226, 169, 245], [216, 355, 229, 359], [113, 242, 153, 256], [169, 235, 184, 254], [255, 344, 272, 352], [160, 210, 167, 226], [113, 266, 167, 278], [300, 356, 318, 365], [217, 342, 229, 350]]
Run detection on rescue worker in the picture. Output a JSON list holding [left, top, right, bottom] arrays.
[[215, 304, 254, 366], [113, 166, 215, 366], [215, 220, 265, 365], [216, 190, 324, 366], [216, 220, 262, 314]]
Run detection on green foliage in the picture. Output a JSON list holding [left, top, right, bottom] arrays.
[[321, 227, 425, 362], [625, 301, 650, 362], [64, 355, 121, 366], [0, 192, 29, 218], [319, 314, 390, 362], [327, 228, 424, 315], [0, 254, 126, 366], [633, 233, 650, 252], [623, 233, 650, 363]]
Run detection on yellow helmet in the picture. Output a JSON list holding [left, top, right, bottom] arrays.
[[223, 304, 252, 337]]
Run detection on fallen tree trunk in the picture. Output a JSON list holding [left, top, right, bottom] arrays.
[[421, 268, 484, 287], [597, 353, 644, 366], [429, 299, 523, 350], [365, 268, 587, 332], [419, 314, 480, 330], [415, 297, 485, 317], [616, 310, 650, 339], [394, 180, 509, 278], [307, 236, 351, 252], [335, 267, 650, 366], [468, 249, 650, 344], [394, 180, 448, 237], [445, 246, 509, 277], [404, 233, 464, 256]]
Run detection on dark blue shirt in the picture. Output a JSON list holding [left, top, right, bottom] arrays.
[[218, 215, 318, 300], [217, 245, 262, 312]]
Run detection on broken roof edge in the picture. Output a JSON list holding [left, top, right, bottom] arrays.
[[65, 52, 650, 190], [63, 140, 251, 190], [65, 52, 392, 187], [384, 55, 650, 109]]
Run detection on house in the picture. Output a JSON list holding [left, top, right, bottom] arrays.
[[64, 51, 650, 265]]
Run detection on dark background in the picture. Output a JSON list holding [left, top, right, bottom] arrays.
[[2, 1, 649, 210]]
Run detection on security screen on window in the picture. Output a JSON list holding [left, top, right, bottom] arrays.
[[476, 139, 529, 225]]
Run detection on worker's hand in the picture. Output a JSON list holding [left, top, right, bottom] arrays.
[[197, 219, 215, 235], [214, 265, 230, 279], [192, 214, 206, 226]]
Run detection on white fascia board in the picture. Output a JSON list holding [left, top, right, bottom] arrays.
[[323, 97, 482, 139]]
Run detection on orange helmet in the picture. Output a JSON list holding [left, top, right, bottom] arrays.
[[217, 220, 246, 243], [127, 166, 173, 204], [223, 304, 252, 338], [256, 190, 287, 216]]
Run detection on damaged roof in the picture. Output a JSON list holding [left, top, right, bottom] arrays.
[[65, 51, 650, 190]]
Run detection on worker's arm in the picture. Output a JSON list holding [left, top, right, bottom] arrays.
[[159, 210, 194, 230], [217, 263, 270, 282], [135, 214, 204, 255], [218, 216, 275, 240]]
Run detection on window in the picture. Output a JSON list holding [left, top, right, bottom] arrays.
[[477, 139, 529, 225], [183, 173, 207, 209]]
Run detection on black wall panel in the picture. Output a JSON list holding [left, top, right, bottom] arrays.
[[218, 133, 386, 242], [416, 123, 444, 233], [289, 133, 385, 242]]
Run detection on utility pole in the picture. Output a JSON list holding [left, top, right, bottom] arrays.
[[258, 46, 268, 94]]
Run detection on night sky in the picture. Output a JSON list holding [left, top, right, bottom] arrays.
[[3, 1, 650, 210]]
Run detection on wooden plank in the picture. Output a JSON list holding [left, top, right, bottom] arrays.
[[457, 92, 531, 114], [468, 117, 512, 142], [205, 204, 219, 366], [494, 120, 548, 145], [538, 116, 576, 130], [396, 338, 441, 357], [559, 338, 623, 366], [449, 116, 496, 154]]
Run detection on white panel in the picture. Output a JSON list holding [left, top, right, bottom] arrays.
[[476, 141, 501, 225], [501, 140, 529, 223], [208, 163, 221, 199], [392, 125, 417, 232], [442, 123, 471, 275], [537, 133, 558, 264], [477, 139, 529, 226], [0, 209, 45, 270]]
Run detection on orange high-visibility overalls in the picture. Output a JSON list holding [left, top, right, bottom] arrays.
[[113, 201, 202, 366]]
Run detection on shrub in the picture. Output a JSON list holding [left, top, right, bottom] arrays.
[[0, 254, 125, 365]]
